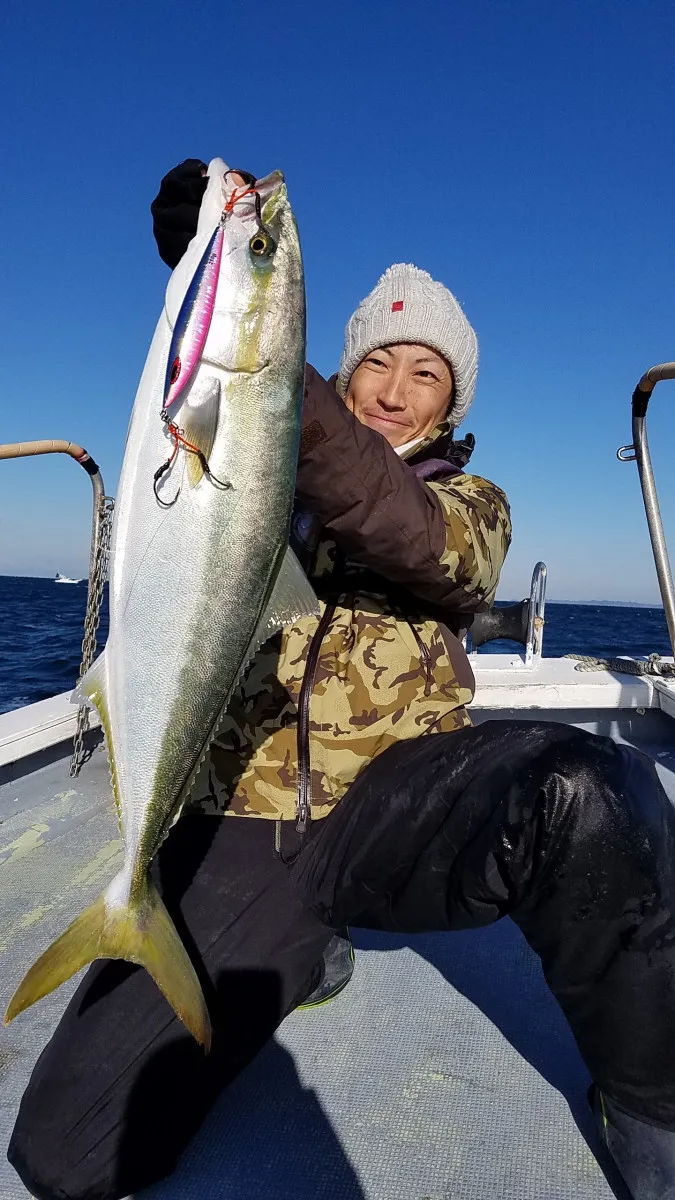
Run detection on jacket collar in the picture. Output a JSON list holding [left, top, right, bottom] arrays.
[[407, 426, 476, 479], [328, 373, 475, 480]]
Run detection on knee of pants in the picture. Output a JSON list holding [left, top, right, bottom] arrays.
[[529, 728, 672, 883], [9, 1137, 68, 1200], [8, 1116, 113, 1200], [550, 729, 664, 818]]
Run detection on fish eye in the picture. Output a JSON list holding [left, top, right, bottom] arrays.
[[249, 229, 276, 258]]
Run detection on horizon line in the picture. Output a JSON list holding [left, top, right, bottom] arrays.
[[0, 573, 666, 609]]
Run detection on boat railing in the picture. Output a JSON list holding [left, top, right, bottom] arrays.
[[0, 439, 114, 774], [618, 362, 675, 658]]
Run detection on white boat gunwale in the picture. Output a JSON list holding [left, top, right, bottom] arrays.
[[2, 654, 673, 770]]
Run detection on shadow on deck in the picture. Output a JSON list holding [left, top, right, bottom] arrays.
[[3, 725, 661, 1199]]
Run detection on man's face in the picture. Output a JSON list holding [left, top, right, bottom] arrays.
[[344, 343, 454, 448]]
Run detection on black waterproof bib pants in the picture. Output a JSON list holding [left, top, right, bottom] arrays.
[[9, 720, 675, 1200]]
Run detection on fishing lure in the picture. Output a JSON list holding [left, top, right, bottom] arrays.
[[162, 223, 226, 412], [162, 170, 259, 413], [155, 171, 265, 506]]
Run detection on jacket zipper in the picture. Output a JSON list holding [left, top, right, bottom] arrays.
[[296, 602, 336, 833], [405, 618, 433, 697]]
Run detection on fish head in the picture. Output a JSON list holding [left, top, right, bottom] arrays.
[[165, 158, 305, 390], [211, 164, 306, 383]]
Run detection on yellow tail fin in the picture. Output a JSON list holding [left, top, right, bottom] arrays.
[[4, 876, 211, 1049]]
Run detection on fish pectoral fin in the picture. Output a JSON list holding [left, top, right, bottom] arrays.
[[181, 379, 221, 487], [4, 875, 212, 1050], [255, 545, 320, 650]]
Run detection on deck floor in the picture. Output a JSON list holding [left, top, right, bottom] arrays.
[[4, 709, 674, 1199]]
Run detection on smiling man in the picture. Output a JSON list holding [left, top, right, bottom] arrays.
[[345, 341, 455, 446], [10, 161, 675, 1200]]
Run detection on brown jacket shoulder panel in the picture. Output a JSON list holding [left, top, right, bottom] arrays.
[[297, 366, 449, 589]]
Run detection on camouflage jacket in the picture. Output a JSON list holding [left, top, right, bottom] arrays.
[[190, 367, 511, 824]]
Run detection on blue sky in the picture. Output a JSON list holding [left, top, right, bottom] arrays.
[[1, 0, 674, 602]]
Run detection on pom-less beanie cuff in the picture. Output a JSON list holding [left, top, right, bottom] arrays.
[[337, 263, 478, 427]]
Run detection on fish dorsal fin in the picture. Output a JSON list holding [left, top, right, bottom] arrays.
[[212, 544, 319, 732], [253, 543, 320, 654], [184, 546, 320, 805], [215, 544, 319, 724]]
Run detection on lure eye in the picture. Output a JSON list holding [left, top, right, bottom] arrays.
[[249, 229, 276, 258]]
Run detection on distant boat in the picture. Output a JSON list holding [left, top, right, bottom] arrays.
[[54, 573, 82, 585]]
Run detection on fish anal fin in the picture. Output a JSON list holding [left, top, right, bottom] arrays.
[[73, 648, 108, 712], [72, 649, 122, 830], [4, 874, 211, 1050]]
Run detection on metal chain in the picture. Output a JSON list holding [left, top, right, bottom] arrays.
[[70, 495, 115, 776]]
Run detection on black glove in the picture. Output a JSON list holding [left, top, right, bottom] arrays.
[[151, 158, 208, 269]]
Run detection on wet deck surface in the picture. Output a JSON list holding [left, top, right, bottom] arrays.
[[3, 710, 674, 1199]]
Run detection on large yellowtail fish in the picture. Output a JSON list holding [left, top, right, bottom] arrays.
[[5, 160, 315, 1048]]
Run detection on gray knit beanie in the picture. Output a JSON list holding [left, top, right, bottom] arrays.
[[337, 263, 478, 427]]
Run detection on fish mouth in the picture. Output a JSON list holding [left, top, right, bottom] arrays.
[[251, 170, 284, 202], [220, 168, 283, 224], [221, 169, 284, 216]]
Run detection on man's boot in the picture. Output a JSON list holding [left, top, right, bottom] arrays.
[[591, 1085, 675, 1200], [299, 930, 354, 1008]]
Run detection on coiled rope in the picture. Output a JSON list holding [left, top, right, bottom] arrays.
[[565, 653, 675, 677]]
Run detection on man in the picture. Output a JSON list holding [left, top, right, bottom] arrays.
[[9, 160, 675, 1200]]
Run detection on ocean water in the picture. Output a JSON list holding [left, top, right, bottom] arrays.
[[0, 574, 671, 716], [1, 575, 109, 715]]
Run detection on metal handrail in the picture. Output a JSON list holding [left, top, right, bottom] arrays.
[[0, 438, 114, 772], [467, 560, 547, 668], [525, 561, 547, 666], [617, 362, 675, 658], [0, 438, 107, 583]]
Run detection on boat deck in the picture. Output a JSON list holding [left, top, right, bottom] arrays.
[[2, 667, 675, 1198]]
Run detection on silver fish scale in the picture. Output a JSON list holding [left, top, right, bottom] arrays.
[[101, 168, 305, 876]]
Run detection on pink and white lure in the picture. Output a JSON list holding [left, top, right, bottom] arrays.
[[162, 217, 226, 412]]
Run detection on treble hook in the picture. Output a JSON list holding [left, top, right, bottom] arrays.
[[153, 410, 232, 505], [153, 456, 180, 508]]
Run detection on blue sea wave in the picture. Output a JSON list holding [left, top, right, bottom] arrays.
[[0, 576, 670, 716], [1, 576, 109, 714]]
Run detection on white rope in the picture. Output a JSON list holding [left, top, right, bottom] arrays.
[[565, 653, 675, 677]]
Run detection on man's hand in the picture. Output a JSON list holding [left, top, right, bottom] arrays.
[[151, 159, 208, 269], [151, 162, 256, 269]]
